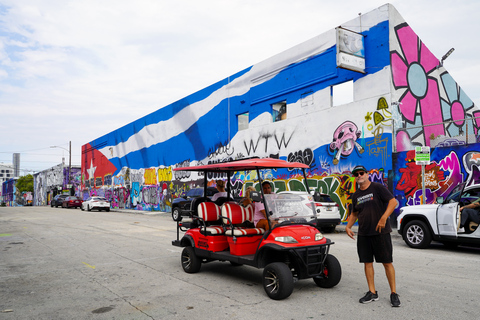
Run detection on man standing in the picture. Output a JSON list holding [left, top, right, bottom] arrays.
[[345, 165, 401, 307]]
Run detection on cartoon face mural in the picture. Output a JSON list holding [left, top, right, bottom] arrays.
[[329, 121, 364, 164]]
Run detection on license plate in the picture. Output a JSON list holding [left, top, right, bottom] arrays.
[[326, 207, 332, 211]]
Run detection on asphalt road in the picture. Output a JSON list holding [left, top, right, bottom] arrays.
[[1, 206, 479, 320]]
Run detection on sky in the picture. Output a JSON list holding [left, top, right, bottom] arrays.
[[1, 0, 479, 175]]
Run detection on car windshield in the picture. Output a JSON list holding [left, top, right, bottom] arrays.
[[264, 193, 316, 222], [94, 197, 107, 201]]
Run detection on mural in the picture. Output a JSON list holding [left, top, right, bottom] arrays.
[[33, 165, 81, 206], [391, 23, 477, 151], [77, 4, 478, 223], [393, 144, 480, 209]]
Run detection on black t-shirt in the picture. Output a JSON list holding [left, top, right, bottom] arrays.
[[352, 182, 394, 236]]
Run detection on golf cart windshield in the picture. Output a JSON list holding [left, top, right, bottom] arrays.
[[264, 193, 316, 223]]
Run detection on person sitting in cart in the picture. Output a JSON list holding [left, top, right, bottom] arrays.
[[253, 181, 278, 230], [211, 180, 233, 203], [239, 186, 256, 207]]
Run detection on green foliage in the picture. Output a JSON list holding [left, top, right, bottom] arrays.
[[16, 174, 34, 193]]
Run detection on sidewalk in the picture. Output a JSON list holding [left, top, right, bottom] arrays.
[[109, 208, 168, 216]]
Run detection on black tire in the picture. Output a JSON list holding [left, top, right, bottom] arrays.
[[320, 225, 336, 233], [262, 262, 294, 300], [181, 246, 201, 273], [314, 254, 342, 288], [403, 220, 432, 249], [229, 261, 243, 267], [106, 208, 110, 212], [87, 205, 92, 212], [172, 207, 182, 221], [81, 205, 85, 211]]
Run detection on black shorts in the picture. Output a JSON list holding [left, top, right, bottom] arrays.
[[357, 233, 393, 263]]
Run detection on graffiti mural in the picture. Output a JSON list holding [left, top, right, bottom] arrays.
[[391, 23, 478, 151], [329, 121, 364, 165], [392, 144, 480, 209]]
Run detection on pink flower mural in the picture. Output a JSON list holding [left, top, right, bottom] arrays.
[[391, 24, 443, 151]]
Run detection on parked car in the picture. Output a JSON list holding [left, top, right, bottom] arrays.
[[81, 196, 111, 212], [51, 194, 68, 208], [278, 191, 341, 233], [61, 196, 83, 209], [171, 187, 218, 221], [172, 158, 341, 300], [397, 182, 480, 249]]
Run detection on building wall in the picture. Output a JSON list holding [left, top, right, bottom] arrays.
[[1, 178, 17, 206], [33, 164, 81, 206], [81, 4, 478, 219]]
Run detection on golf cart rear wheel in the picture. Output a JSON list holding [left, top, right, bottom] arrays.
[[314, 254, 341, 288], [181, 246, 201, 273], [262, 262, 294, 300]]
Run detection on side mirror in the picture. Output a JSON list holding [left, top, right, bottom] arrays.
[[436, 196, 444, 204], [313, 191, 321, 202], [250, 191, 262, 203]]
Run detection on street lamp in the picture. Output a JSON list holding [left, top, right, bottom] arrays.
[[50, 141, 71, 185]]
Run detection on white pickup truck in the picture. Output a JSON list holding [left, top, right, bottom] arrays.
[[397, 182, 480, 248]]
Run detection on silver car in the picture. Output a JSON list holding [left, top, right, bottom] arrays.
[[277, 191, 341, 233]]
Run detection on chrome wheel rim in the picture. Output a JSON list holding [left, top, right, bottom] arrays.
[[264, 270, 280, 294], [406, 225, 424, 244]]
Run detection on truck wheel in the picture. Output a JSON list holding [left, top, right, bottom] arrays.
[[314, 254, 342, 288], [172, 207, 182, 221], [263, 262, 294, 300], [181, 247, 201, 273], [403, 220, 432, 249]]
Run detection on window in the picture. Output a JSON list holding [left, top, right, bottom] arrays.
[[332, 80, 354, 106], [237, 112, 249, 131], [272, 101, 287, 122]]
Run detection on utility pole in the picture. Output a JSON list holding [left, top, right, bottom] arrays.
[[69, 141, 71, 185]]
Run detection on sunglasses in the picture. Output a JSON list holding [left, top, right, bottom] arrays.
[[353, 171, 366, 177]]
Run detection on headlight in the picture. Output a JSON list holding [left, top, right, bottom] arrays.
[[315, 233, 324, 241], [275, 236, 298, 243]]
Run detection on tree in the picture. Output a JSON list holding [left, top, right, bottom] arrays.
[[16, 174, 34, 193]]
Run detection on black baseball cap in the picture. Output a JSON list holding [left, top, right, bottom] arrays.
[[352, 165, 368, 174]]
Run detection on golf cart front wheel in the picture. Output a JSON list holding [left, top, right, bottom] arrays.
[[314, 254, 342, 288], [262, 262, 294, 300]]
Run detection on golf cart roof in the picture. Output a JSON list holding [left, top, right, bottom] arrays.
[[173, 158, 309, 172]]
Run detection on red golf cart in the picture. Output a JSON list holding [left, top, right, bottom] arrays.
[[171, 158, 341, 300]]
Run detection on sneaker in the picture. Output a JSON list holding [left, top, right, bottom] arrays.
[[390, 292, 401, 307], [359, 291, 378, 304]]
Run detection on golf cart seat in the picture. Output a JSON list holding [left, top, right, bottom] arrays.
[[221, 203, 265, 236], [196, 202, 224, 235]]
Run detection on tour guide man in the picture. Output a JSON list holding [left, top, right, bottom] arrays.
[[345, 165, 401, 307]]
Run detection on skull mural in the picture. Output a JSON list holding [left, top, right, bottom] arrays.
[[329, 121, 364, 165]]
